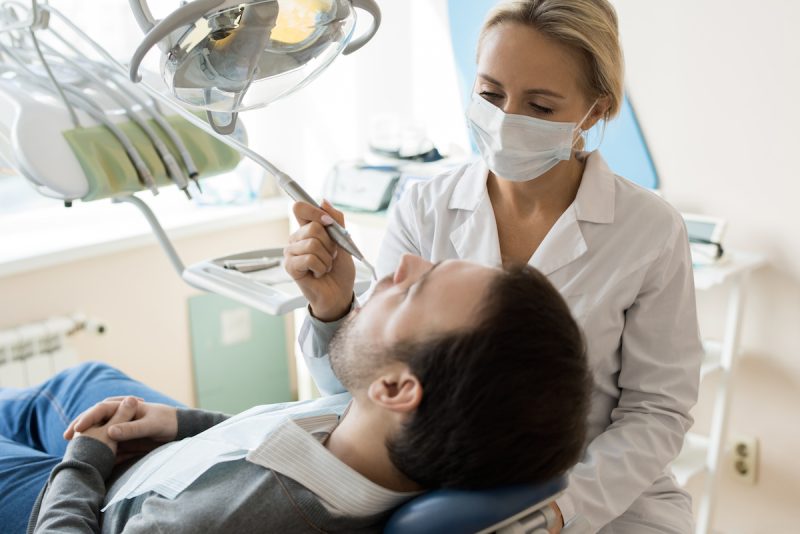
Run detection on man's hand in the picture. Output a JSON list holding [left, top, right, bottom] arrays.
[[65, 397, 179, 462], [284, 200, 356, 321], [74, 397, 139, 456]]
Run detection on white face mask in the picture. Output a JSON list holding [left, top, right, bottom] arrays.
[[466, 93, 597, 182]]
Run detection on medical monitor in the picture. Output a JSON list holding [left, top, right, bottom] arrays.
[[446, 0, 660, 190]]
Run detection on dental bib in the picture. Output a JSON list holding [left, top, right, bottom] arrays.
[[103, 393, 351, 510]]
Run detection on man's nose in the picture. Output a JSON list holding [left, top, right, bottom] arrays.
[[394, 254, 433, 285]]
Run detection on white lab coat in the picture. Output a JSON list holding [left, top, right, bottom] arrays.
[[375, 152, 703, 533]]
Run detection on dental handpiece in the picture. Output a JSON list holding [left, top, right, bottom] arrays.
[[278, 174, 377, 280]]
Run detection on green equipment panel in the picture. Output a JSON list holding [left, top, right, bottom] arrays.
[[188, 294, 294, 413]]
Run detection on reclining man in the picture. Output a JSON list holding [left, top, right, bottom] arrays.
[[2, 254, 590, 534]]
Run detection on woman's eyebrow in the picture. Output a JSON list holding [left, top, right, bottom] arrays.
[[478, 73, 505, 87], [478, 73, 564, 99], [524, 87, 565, 98]]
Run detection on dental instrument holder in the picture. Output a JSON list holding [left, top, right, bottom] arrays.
[[113, 195, 373, 315]]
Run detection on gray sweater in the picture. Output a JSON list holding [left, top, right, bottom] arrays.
[[28, 409, 393, 533]]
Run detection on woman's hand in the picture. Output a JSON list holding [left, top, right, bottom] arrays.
[[74, 396, 139, 456], [284, 200, 356, 321], [65, 397, 179, 463], [549, 502, 564, 534]]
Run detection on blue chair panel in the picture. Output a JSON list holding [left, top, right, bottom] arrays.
[[385, 476, 567, 534], [446, 0, 660, 189]]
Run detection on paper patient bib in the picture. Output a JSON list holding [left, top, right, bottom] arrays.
[[102, 393, 352, 511]]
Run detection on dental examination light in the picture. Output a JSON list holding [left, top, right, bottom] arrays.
[[128, 0, 381, 135], [124, 0, 382, 280]]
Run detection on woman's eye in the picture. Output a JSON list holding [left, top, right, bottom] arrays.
[[480, 91, 503, 101], [530, 103, 554, 115]]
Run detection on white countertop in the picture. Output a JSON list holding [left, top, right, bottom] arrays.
[[692, 251, 767, 291], [0, 191, 290, 279]]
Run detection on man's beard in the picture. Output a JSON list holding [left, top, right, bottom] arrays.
[[329, 313, 386, 391]]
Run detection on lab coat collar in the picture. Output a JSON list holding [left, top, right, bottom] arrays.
[[448, 152, 616, 225], [449, 190, 504, 267], [447, 152, 616, 275], [529, 205, 587, 276], [448, 158, 489, 211], [573, 151, 616, 224]]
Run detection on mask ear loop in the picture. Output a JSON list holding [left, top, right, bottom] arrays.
[[571, 99, 600, 151]]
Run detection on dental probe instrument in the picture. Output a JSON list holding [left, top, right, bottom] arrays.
[[279, 175, 378, 281], [44, 5, 379, 281]]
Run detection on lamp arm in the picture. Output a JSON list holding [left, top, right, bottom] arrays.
[[128, 0, 226, 82], [343, 0, 381, 55]]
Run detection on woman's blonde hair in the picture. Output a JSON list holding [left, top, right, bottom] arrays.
[[478, 0, 625, 121]]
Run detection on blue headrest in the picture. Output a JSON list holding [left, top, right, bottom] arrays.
[[384, 476, 567, 534]]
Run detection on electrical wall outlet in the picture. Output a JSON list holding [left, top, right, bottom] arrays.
[[731, 435, 759, 485]]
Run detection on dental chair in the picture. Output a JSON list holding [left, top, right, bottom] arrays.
[[386, 476, 566, 534]]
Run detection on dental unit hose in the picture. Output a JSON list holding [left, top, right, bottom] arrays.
[[35, 43, 192, 198], [44, 27, 202, 189], [0, 51, 158, 193]]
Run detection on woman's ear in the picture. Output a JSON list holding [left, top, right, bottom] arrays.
[[366, 365, 422, 415], [584, 94, 612, 131]]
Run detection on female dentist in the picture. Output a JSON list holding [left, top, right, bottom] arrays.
[[284, 1, 704, 532]]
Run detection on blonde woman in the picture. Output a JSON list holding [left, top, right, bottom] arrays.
[[285, 1, 703, 532]]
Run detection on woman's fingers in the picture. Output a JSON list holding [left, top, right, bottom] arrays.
[[284, 250, 332, 280], [292, 202, 337, 227], [288, 220, 337, 254], [285, 238, 335, 274], [320, 199, 346, 226]]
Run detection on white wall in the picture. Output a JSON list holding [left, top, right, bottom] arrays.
[[612, 1, 800, 530]]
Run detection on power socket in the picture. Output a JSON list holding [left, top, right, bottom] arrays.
[[731, 435, 759, 485]]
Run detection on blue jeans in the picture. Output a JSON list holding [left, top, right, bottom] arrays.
[[0, 362, 183, 534]]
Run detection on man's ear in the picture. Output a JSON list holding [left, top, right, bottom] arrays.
[[366, 365, 422, 415]]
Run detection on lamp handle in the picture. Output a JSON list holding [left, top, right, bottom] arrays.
[[343, 0, 381, 55], [128, 0, 157, 33], [128, 0, 226, 82]]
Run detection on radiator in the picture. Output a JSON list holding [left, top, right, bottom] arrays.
[[0, 314, 104, 388]]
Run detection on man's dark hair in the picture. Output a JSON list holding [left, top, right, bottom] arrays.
[[387, 265, 590, 489]]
